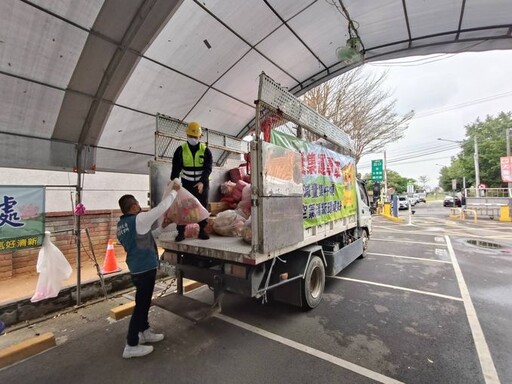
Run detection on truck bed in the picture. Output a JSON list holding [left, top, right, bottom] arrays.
[[158, 232, 253, 264], [157, 214, 358, 265]]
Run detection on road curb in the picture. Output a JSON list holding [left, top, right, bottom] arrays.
[[379, 214, 404, 222], [0, 332, 56, 369]]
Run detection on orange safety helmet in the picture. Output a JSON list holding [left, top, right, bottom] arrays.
[[186, 121, 202, 137]]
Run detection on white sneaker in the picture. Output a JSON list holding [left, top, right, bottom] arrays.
[[122, 344, 153, 359], [138, 329, 165, 344]]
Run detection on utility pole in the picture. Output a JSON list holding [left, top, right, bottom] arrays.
[[474, 136, 480, 189]]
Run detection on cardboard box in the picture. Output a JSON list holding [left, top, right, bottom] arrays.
[[208, 202, 229, 215]]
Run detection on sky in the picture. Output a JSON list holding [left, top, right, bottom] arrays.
[[357, 49, 512, 190]]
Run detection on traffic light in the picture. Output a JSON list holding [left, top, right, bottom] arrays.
[[373, 182, 381, 203]]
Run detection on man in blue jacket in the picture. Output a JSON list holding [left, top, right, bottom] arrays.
[[117, 180, 180, 358]]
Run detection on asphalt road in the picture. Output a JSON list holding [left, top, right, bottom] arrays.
[[1, 200, 511, 383]]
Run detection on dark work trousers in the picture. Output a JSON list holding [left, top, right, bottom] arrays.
[[177, 180, 209, 235], [126, 268, 157, 346]]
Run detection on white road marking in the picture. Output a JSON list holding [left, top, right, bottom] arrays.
[[486, 234, 512, 239], [330, 276, 463, 302], [375, 223, 512, 239], [215, 313, 404, 384], [371, 238, 447, 246], [371, 226, 407, 233], [373, 226, 442, 235], [444, 236, 501, 384], [368, 252, 452, 264]]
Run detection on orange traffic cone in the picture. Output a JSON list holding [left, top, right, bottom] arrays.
[[101, 239, 122, 275]]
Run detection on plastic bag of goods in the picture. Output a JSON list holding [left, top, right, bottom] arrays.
[[220, 195, 238, 209], [242, 216, 252, 244], [205, 217, 215, 234], [213, 210, 246, 237], [231, 180, 247, 202], [184, 223, 200, 238], [31, 232, 73, 303], [235, 185, 251, 219], [220, 181, 236, 196], [229, 167, 243, 183], [165, 188, 210, 225]]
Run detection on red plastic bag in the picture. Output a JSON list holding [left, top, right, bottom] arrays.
[[232, 188, 243, 202], [236, 180, 249, 191], [184, 224, 200, 238], [165, 188, 210, 225]]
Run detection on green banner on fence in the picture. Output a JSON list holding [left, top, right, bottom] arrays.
[[0, 186, 45, 252]]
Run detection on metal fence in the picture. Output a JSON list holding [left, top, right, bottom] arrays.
[[464, 188, 512, 198]]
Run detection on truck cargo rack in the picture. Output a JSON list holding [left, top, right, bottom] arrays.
[[257, 72, 354, 152]]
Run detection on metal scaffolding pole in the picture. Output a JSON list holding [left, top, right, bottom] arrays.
[[75, 146, 83, 306]]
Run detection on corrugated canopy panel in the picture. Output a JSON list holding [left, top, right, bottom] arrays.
[[0, 0, 511, 173]]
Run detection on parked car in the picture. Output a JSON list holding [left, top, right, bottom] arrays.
[[443, 195, 461, 207], [414, 193, 427, 203], [398, 196, 409, 210]]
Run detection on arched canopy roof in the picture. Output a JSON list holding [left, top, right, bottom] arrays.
[[1, 0, 511, 173]]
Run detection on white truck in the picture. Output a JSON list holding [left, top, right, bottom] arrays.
[[151, 73, 372, 312]]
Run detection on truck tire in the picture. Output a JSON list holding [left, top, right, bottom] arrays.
[[302, 255, 325, 310], [359, 229, 369, 258]]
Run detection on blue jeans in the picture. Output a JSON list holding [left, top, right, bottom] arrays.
[[127, 268, 156, 346]]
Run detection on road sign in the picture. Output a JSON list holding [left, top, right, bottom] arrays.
[[372, 159, 383, 181], [407, 183, 414, 194], [501, 156, 512, 182], [452, 179, 457, 191]]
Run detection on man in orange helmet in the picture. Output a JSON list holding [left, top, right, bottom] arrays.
[[171, 121, 213, 241]]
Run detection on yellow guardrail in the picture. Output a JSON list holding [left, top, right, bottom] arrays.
[[449, 207, 478, 223]]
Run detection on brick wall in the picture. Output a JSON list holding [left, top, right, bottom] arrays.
[[0, 210, 126, 281]]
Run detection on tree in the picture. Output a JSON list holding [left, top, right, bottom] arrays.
[[439, 158, 465, 192], [302, 67, 414, 163], [443, 112, 512, 189], [417, 175, 429, 192]]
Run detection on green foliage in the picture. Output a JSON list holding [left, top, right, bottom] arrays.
[[440, 112, 511, 189], [439, 158, 465, 191]]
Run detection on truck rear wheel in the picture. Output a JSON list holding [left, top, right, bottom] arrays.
[[302, 255, 325, 310], [359, 229, 369, 258]]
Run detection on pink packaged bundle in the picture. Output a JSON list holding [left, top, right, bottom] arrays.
[[165, 188, 210, 225]]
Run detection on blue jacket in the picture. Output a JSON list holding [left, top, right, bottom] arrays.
[[117, 214, 158, 274]]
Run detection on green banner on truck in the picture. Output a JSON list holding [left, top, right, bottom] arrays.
[[271, 131, 357, 228]]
